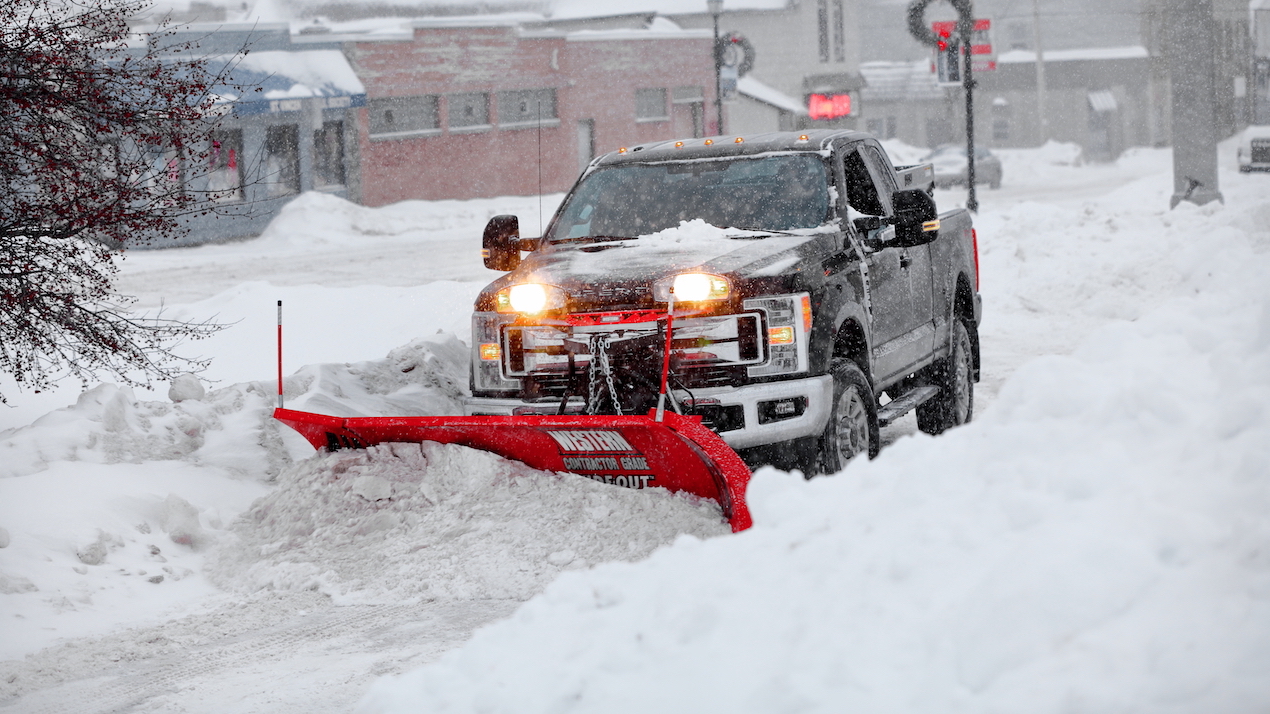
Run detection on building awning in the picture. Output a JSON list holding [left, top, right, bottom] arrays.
[[1088, 90, 1117, 113], [212, 50, 367, 116], [737, 75, 808, 115]]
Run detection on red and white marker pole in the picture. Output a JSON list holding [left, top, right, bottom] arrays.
[[276, 300, 284, 409], [655, 295, 675, 422]]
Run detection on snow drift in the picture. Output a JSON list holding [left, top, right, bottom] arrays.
[[359, 173, 1270, 711]]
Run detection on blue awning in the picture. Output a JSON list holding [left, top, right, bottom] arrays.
[[211, 50, 367, 116]]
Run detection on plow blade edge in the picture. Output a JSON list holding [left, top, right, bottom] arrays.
[[274, 408, 753, 532]]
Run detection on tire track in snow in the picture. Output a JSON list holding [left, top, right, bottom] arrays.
[[1, 596, 519, 714]]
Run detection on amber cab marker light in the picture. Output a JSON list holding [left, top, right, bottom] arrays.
[[734, 137, 744, 143], [618, 147, 628, 154], [675, 141, 684, 148], [704, 139, 714, 145]]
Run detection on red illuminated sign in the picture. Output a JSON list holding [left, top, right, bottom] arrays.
[[931, 19, 992, 55], [808, 93, 851, 120]]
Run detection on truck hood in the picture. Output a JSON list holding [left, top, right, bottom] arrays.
[[513, 220, 836, 288]]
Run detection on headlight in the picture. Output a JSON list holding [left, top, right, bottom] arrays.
[[653, 273, 731, 302], [495, 283, 567, 314]]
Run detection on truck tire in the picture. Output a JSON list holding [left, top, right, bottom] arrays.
[[816, 358, 880, 474], [917, 319, 974, 434]]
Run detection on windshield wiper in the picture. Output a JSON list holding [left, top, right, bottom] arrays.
[[723, 226, 798, 237], [551, 234, 639, 245]]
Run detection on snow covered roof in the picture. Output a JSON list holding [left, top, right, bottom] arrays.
[[547, 0, 790, 20], [998, 45, 1150, 64], [407, 12, 549, 28], [212, 50, 367, 112], [736, 75, 808, 115], [563, 15, 711, 41], [859, 60, 943, 102], [149, 0, 791, 24], [1087, 90, 1117, 113]]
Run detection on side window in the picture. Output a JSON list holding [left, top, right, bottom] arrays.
[[863, 145, 898, 210], [840, 148, 885, 217]]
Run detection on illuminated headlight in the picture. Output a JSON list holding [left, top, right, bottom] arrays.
[[495, 283, 567, 314], [653, 273, 731, 303]]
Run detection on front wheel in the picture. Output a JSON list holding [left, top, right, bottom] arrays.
[[917, 319, 974, 434], [815, 359, 880, 474]]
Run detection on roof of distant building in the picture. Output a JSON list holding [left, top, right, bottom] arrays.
[[997, 45, 1149, 64], [859, 60, 943, 102], [548, 0, 789, 20], [737, 75, 808, 115]]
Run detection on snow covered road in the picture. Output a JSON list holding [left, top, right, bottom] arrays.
[[2, 142, 1268, 712]]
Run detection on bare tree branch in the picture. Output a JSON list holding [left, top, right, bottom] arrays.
[[0, 0, 249, 403]]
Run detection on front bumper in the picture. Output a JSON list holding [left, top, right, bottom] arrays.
[[465, 374, 833, 451]]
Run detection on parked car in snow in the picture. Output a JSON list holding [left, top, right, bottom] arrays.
[[1236, 125, 1270, 173], [923, 144, 1003, 189]]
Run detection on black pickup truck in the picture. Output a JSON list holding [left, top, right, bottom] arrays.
[[467, 130, 981, 474]]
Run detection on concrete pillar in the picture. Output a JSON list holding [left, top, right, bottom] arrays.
[[1166, 0, 1223, 208]]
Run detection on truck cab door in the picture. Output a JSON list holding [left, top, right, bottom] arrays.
[[861, 144, 936, 372], [837, 144, 916, 384]]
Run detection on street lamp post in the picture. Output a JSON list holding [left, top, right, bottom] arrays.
[[708, 0, 724, 135]]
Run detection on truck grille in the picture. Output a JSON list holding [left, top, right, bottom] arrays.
[[569, 285, 654, 311], [523, 364, 743, 399]]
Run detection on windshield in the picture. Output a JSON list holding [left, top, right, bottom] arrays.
[[547, 154, 832, 242]]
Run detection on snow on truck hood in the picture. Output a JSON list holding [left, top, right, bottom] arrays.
[[529, 220, 827, 283]]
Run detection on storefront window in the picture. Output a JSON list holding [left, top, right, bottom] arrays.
[[313, 121, 345, 188], [635, 88, 668, 122], [206, 129, 243, 203], [264, 124, 301, 197], [448, 93, 489, 130], [496, 89, 557, 126], [369, 96, 440, 136]]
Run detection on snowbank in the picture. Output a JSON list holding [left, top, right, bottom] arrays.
[[359, 167, 1270, 711], [207, 442, 728, 603]]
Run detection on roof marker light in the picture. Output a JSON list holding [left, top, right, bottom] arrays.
[[674, 141, 684, 148], [734, 137, 744, 143], [618, 147, 628, 154], [798, 134, 810, 142], [704, 139, 714, 145]]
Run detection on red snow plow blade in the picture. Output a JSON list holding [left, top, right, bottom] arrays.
[[274, 408, 753, 532]]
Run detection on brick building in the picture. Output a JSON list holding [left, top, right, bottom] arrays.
[[346, 18, 717, 205]]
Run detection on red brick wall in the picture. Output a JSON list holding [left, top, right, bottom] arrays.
[[349, 26, 715, 206]]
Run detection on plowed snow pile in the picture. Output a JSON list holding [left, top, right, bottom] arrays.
[[361, 167, 1270, 712], [208, 442, 728, 603]]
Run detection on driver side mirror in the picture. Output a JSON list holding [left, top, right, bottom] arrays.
[[891, 189, 940, 246], [482, 215, 527, 271]]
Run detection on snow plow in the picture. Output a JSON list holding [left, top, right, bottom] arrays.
[[271, 299, 754, 533], [273, 408, 753, 531]]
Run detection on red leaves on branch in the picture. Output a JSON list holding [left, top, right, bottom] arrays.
[[1, 0, 241, 403]]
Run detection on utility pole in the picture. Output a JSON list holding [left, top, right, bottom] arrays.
[[962, 12, 978, 213], [1031, 0, 1048, 143], [708, 0, 725, 135], [907, 0, 978, 212]]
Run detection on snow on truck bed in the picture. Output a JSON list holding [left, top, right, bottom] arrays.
[[0, 142, 1268, 713]]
